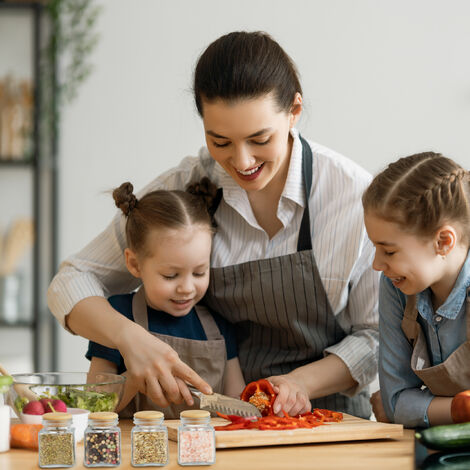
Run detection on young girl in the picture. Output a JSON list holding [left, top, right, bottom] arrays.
[[362, 151, 470, 428], [86, 178, 245, 418]]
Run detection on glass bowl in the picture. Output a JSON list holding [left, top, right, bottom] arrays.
[[6, 372, 125, 417]]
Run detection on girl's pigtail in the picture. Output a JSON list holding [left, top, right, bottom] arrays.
[[186, 177, 220, 227], [113, 182, 138, 216]]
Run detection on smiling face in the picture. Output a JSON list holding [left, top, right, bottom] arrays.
[[201, 93, 301, 195], [125, 226, 212, 317], [364, 212, 445, 296]]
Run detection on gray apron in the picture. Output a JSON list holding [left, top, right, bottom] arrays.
[[120, 287, 227, 419], [203, 135, 371, 418], [401, 287, 470, 396]]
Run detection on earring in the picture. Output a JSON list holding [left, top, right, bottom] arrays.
[[441, 255, 446, 260]]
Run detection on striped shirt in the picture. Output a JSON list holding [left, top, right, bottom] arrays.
[[47, 128, 379, 392]]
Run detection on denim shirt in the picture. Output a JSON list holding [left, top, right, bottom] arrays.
[[379, 250, 470, 428]]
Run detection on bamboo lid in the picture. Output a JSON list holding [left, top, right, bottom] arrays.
[[180, 410, 210, 419], [134, 410, 164, 420], [88, 411, 118, 421], [43, 412, 72, 421]]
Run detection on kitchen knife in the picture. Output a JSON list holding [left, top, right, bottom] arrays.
[[188, 386, 262, 418]]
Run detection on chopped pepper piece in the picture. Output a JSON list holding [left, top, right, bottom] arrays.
[[215, 409, 343, 431]]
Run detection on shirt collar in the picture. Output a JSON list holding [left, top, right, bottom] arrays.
[[417, 248, 470, 319], [281, 128, 306, 208]]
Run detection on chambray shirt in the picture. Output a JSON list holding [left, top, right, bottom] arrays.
[[379, 250, 470, 428]]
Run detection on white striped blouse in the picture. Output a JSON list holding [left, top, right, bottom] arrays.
[[47, 128, 379, 394]]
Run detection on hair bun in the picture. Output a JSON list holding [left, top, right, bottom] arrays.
[[113, 182, 138, 216], [186, 177, 218, 210]]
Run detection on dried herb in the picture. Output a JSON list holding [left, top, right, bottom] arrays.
[[39, 433, 74, 467], [132, 431, 167, 465]]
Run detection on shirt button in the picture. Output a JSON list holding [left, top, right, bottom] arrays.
[[435, 316, 442, 322]]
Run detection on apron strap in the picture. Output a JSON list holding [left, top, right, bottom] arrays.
[[194, 304, 223, 340], [131, 286, 149, 330], [401, 294, 420, 347], [297, 135, 313, 252]]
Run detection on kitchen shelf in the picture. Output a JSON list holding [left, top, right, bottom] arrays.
[[0, 159, 35, 167], [0, 1, 57, 372], [0, 320, 35, 328], [0, 1, 44, 9]]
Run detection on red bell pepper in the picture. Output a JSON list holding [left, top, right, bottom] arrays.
[[240, 379, 277, 416]]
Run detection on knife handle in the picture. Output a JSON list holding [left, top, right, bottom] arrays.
[[187, 385, 203, 398]]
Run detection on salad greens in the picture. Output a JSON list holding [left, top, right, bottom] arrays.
[[14, 387, 118, 413], [53, 386, 118, 412], [14, 396, 29, 412]]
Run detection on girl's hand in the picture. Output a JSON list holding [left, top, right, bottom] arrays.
[[267, 375, 311, 416], [370, 390, 390, 423], [119, 324, 212, 407]]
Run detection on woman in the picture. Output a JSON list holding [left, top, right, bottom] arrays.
[[48, 31, 379, 418]]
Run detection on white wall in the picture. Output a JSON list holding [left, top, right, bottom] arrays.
[[57, 0, 470, 371]]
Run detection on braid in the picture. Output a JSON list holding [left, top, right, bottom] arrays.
[[383, 154, 435, 210], [363, 152, 470, 242]]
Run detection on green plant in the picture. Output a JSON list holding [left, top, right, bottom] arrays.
[[41, 0, 101, 140]]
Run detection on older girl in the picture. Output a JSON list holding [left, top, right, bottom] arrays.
[[363, 152, 470, 427]]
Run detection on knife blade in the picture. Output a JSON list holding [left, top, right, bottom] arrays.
[[188, 386, 262, 418]]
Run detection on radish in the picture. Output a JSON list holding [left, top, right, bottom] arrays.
[[22, 401, 45, 415]]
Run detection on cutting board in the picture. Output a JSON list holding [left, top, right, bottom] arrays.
[[166, 413, 403, 448]]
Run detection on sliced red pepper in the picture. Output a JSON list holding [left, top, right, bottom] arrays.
[[215, 412, 254, 423], [216, 388, 344, 431], [214, 421, 249, 431], [240, 379, 277, 416]]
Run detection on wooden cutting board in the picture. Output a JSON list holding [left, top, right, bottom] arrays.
[[166, 414, 403, 448]]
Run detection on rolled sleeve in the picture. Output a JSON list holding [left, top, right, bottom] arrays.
[[47, 214, 136, 329], [47, 269, 106, 329], [324, 328, 378, 396], [394, 388, 433, 428], [324, 233, 380, 396]]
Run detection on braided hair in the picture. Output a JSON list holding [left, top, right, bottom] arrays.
[[362, 152, 470, 243], [113, 177, 218, 256]]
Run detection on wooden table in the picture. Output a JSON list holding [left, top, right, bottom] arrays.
[[0, 420, 416, 469]]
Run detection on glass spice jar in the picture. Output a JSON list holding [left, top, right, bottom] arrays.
[[38, 412, 75, 468], [131, 410, 168, 466], [178, 410, 215, 466], [84, 411, 121, 467]]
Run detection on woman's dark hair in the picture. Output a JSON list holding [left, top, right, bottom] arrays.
[[113, 177, 218, 256], [362, 152, 470, 243], [194, 31, 302, 116]]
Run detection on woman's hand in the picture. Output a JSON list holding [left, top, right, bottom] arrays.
[[267, 375, 311, 416], [118, 323, 212, 407], [370, 390, 390, 423]]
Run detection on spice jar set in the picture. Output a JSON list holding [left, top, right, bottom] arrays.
[[38, 409, 216, 467]]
